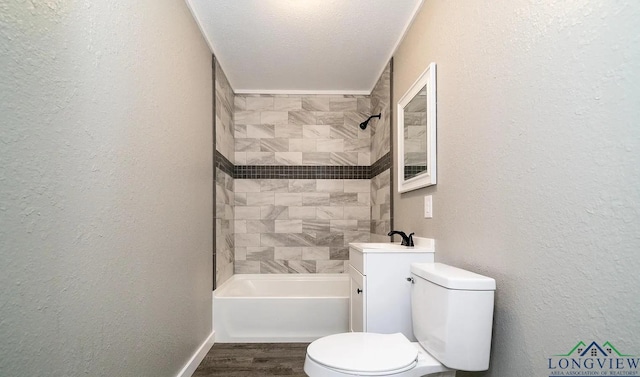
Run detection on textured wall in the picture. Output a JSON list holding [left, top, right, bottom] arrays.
[[393, 1, 640, 376], [0, 1, 213, 376]]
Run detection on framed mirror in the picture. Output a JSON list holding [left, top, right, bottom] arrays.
[[397, 62, 436, 193]]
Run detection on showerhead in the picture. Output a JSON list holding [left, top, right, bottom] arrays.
[[359, 113, 381, 130]]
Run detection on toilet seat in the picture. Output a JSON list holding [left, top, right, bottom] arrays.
[[306, 333, 418, 375]]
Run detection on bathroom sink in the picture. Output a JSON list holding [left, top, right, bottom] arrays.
[[354, 242, 407, 249], [349, 242, 434, 253]]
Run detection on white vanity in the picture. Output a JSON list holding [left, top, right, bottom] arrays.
[[348, 241, 435, 341]]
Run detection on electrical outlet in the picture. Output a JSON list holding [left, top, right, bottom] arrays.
[[424, 195, 433, 218]]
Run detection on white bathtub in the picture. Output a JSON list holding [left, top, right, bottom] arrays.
[[213, 274, 349, 343]]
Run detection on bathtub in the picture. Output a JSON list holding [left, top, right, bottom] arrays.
[[213, 274, 349, 343]]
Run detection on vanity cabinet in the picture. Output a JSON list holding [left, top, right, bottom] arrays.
[[348, 242, 434, 341]]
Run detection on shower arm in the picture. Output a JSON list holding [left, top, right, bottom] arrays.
[[359, 113, 381, 130]]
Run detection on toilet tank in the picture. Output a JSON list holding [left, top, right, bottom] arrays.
[[410, 263, 496, 371]]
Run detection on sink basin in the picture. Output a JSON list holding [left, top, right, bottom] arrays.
[[349, 242, 434, 253], [353, 242, 407, 249]]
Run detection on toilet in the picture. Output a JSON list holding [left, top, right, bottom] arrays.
[[304, 263, 496, 377]]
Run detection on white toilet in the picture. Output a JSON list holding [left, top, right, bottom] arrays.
[[304, 263, 496, 377]]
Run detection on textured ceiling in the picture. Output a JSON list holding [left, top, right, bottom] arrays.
[[186, 0, 423, 94]]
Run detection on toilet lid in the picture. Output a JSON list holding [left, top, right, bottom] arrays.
[[307, 333, 418, 375]]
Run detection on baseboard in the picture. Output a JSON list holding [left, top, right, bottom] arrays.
[[175, 331, 215, 377]]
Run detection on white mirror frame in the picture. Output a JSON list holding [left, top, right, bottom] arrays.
[[397, 62, 437, 193]]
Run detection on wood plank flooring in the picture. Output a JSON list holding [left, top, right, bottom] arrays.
[[193, 343, 309, 377]]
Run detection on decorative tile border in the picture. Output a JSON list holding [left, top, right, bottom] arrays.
[[371, 152, 392, 178], [236, 165, 369, 179], [216, 150, 391, 180], [215, 150, 235, 177]]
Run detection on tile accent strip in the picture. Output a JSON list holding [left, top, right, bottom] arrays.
[[236, 165, 369, 179], [215, 150, 235, 177], [216, 150, 392, 180], [370, 152, 392, 178]]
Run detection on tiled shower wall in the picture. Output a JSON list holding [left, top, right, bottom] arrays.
[[371, 63, 392, 164], [233, 95, 372, 166], [370, 62, 393, 242], [233, 94, 374, 274], [213, 60, 393, 279], [234, 178, 371, 273], [214, 57, 235, 287]]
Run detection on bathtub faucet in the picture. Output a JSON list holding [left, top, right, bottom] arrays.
[[387, 230, 414, 247]]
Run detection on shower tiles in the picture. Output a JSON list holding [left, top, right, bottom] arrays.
[[213, 60, 393, 279], [234, 178, 371, 273], [233, 93, 375, 274], [370, 168, 391, 241], [370, 63, 392, 164], [214, 57, 235, 287], [234, 95, 372, 167], [215, 167, 234, 284], [370, 62, 392, 242]]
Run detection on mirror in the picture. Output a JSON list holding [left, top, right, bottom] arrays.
[[397, 62, 436, 193]]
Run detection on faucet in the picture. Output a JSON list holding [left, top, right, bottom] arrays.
[[387, 230, 414, 247]]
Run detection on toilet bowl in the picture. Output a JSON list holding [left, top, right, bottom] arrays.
[[304, 263, 496, 377], [304, 332, 452, 377]]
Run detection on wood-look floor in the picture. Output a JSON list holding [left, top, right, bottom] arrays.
[[193, 343, 309, 377]]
